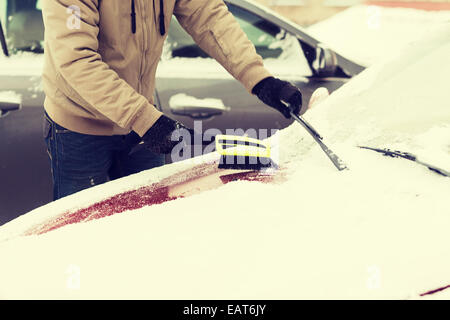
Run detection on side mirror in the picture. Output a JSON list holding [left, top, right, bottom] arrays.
[[312, 43, 337, 77], [0, 98, 21, 118]]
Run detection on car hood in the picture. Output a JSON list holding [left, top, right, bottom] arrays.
[[0, 23, 449, 299]]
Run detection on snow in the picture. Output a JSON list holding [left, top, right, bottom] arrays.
[[169, 93, 228, 111], [0, 52, 44, 76], [0, 15, 450, 300], [308, 5, 450, 66], [157, 56, 312, 81], [0, 90, 21, 104]]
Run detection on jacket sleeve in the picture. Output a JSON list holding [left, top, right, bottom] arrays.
[[41, 0, 161, 137], [173, 0, 272, 93]]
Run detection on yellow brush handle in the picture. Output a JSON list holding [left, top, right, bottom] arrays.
[[215, 135, 271, 158]]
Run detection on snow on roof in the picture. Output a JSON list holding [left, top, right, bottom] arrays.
[[308, 5, 450, 66]]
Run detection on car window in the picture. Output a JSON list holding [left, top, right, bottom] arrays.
[[0, 1, 6, 26], [167, 3, 290, 60], [4, 0, 44, 53]]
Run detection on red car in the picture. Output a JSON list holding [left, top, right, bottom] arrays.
[[0, 26, 449, 299]]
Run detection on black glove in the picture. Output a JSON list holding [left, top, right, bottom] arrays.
[[138, 115, 192, 154], [252, 77, 304, 118]]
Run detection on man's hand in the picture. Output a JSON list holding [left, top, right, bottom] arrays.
[[136, 115, 191, 154], [252, 77, 305, 118]]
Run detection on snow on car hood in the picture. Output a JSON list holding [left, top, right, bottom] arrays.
[[0, 23, 449, 300]]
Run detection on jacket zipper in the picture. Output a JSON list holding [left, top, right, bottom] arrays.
[[132, 0, 166, 36], [138, 0, 148, 94], [131, 0, 136, 34], [133, 0, 166, 94], [159, 0, 166, 36]]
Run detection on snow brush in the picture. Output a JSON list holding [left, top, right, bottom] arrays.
[[289, 110, 348, 171], [216, 134, 278, 170]]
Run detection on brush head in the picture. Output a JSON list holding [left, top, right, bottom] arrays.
[[218, 155, 278, 170], [215, 134, 278, 171]]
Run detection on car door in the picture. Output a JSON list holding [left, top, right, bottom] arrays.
[[156, 2, 349, 153], [0, 0, 50, 225]]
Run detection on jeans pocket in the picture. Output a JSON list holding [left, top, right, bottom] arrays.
[[43, 115, 52, 140], [43, 114, 53, 161]]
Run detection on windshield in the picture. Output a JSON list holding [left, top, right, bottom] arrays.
[[1, 0, 44, 54]]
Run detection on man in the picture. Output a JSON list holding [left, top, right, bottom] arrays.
[[41, 0, 305, 200]]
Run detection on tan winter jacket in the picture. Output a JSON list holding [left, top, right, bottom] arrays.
[[41, 0, 272, 137]]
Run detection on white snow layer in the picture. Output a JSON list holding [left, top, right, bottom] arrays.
[[0, 52, 44, 76], [169, 93, 229, 111], [0, 23, 450, 300], [0, 90, 21, 104], [308, 5, 450, 66]]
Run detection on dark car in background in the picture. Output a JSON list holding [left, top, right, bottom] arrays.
[[0, 0, 364, 224]]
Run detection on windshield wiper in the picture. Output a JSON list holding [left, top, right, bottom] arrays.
[[359, 146, 450, 178], [0, 19, 9, 56]]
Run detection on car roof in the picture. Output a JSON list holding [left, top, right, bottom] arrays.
[[227, 0, 366, 74]]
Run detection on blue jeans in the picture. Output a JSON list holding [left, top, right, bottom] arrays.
[[43, 113, 165, 200]]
